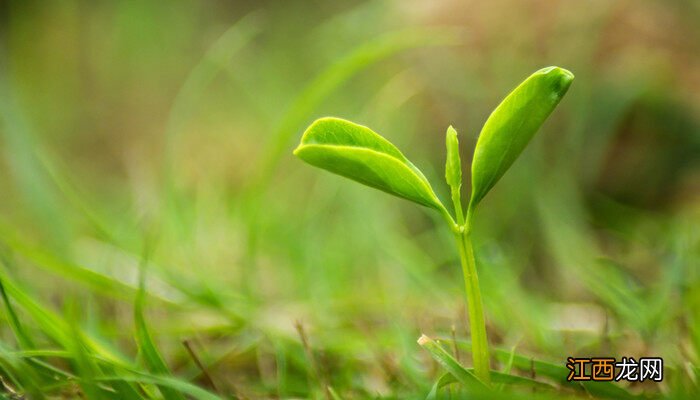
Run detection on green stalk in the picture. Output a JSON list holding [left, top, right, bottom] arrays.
[[456, 210, 491, 384], [451, 187, 464, 226]]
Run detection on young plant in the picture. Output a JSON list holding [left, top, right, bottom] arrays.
[[293, 66, 574, 385]]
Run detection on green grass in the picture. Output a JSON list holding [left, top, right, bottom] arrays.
[[0, 1, 698, 399]]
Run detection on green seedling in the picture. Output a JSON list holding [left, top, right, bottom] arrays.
[[294, 66, 574, 385]]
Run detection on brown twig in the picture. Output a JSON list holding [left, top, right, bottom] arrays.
[[182, 339, 220, 394], [530, 357, 537, 394], [0, 375, 25, 399], [294, 320, 330, 400]]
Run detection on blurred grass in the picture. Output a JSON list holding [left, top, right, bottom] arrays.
[[0, 0, 698, 398]]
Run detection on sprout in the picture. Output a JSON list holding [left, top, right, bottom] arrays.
[[294, 66, 574, 385]]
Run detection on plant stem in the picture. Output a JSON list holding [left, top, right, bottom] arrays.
[[455, 212, 491, 384], [451, 186, 464, 226], [438, 204, 458, 233]]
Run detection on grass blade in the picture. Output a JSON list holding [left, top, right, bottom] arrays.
[[0, 282, 46, 399], [0, 280, 35, 350], [97, 374, 222, 400], [425, 370, 553, 400], [446, 338, 639, 399], [135, 250, 186, 400], [426, 373, 456, 400], [418, 334, 487, 391], [0, 256, 136, 373], [65, 304, 107, 400], [0, 221, 139, 301]]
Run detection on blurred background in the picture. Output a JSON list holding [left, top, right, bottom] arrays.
[[0, 0, 698, 398]]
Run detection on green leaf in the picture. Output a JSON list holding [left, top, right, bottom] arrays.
[[469, 66, 574, 211], [417, 334, 487, 391], [426, 373, 456, 400], [426, 370, 553, 399], [294, 117, 446, 211], [447, 337, 639, 400], [445, 126, 462, 190]]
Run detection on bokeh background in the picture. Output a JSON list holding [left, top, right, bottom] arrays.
[[0, 0, 699, 398]]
